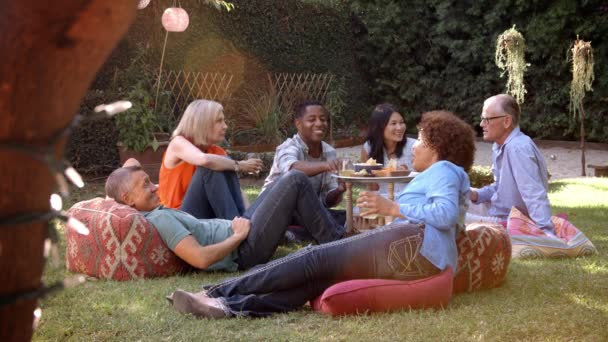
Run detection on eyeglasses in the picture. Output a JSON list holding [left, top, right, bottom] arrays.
[[480, 115, 508, 124]]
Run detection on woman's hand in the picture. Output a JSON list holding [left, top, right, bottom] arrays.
[[238, 158, 264, 173], [356, 191, 402, 217]]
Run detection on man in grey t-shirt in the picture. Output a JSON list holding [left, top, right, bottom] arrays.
[[105, 159, 344, 271]]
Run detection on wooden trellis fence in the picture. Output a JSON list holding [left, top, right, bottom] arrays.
[[155, 70, 234, 117], [154, 71, 335, 143], [268, 73, 334, 116]]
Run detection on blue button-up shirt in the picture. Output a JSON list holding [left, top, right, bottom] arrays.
[[475, 127, 554, 231]]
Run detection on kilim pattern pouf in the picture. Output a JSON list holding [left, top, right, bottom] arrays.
[[507, 207, 597, 258], [66, 198, 189, 280], [453, 222, 511, 293]]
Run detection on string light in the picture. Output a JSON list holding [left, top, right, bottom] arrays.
[[33, 308, 42, 329], [0, 102, 130, 309], [94, 100, 132, 116], [137, 0, 151, 10], [50, 194, 63, 211]]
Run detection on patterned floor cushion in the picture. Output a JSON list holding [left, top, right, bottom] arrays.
[[507, 207, 597, 258], [454, 222, 511, 294], [66, 198, 189, 280], [311, 267, 453, 316]]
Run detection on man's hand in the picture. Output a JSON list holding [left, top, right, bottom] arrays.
[[469, 189, 479, 202], [231, 217, 251, 240], [325, 159, 341, 173]]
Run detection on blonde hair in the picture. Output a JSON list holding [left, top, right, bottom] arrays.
[[172, 99, 223, 145]]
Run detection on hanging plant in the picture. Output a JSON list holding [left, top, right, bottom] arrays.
[[568, 36, 594, 176], [495, 26, 529, 104], [569, 37, 594, 118]]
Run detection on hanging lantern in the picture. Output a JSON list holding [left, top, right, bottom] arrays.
[[137, 0, 150, 9], [162, 7, 189, 32]]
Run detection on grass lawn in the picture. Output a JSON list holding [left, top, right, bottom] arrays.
[[34, 178, 608, 341]]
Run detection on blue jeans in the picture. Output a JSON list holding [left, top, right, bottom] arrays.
[[180, 166, 245, 220], [205, 221, 439, 317], [236, 171, 345, 270]]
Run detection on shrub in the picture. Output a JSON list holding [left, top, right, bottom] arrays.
[[469, 165, 494, 189], [350, 0, 608, 142]]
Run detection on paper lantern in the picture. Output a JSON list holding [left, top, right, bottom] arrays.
[[137, 0, 150, 9], [162, 7, 189, 32]]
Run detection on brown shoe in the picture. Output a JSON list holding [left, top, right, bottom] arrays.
[[172, 290, 228, 319], [166, 289, 207, 305]]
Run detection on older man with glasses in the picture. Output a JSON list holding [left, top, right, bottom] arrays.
[[467, 94, 555, 235]]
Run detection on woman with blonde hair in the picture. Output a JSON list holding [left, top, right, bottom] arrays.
[[158, 99, 263, 219]]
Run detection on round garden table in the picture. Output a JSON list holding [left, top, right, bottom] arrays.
[[332, 174, 417, 233]]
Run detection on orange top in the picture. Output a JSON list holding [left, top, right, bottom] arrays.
[[157, 144, 228, 209]]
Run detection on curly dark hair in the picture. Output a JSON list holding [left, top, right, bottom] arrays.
[[418, 111, 476, 172]]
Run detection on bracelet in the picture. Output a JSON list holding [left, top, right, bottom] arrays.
[[234, 160, 239, 173]]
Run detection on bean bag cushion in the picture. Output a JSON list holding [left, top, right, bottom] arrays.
[[310, 267, 453, 316], [453, 222, 511, 293], [65, 198, 189, 280], [507, 207, 597, 258]]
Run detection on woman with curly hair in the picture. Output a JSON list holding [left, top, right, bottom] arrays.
[[168, 110, 476, 319]]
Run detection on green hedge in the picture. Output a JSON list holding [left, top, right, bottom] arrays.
[[351, 0, 608, 142], [65, 90, 121, 176]]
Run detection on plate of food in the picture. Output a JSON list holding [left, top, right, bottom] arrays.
[[371, 158, 410, 177], [353, 158, 383, 175]]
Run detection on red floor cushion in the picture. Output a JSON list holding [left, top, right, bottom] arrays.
[[65, 198, 189, 280], [454, 222, 511, 293], [310, 267, 453, 316]]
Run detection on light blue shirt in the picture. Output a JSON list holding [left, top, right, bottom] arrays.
[[475, 127, 554, 231], [395, 160, 470, 273]]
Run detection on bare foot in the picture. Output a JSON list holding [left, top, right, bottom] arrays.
[[172, 290, 228, 319]]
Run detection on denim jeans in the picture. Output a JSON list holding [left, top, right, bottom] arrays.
[[236, 171, 345, 270], [205, 221, 439, 317], [180, 166, 245, 220]]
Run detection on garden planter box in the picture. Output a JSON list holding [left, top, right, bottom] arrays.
[[117, 141, 168, 182]]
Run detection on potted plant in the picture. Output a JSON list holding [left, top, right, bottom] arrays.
[[115, 77, 175, 181]]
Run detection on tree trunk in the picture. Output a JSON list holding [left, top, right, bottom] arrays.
[[0, 1, 136, 340]]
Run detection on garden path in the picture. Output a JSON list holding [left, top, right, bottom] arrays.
[[336, 140, 608, 180]]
